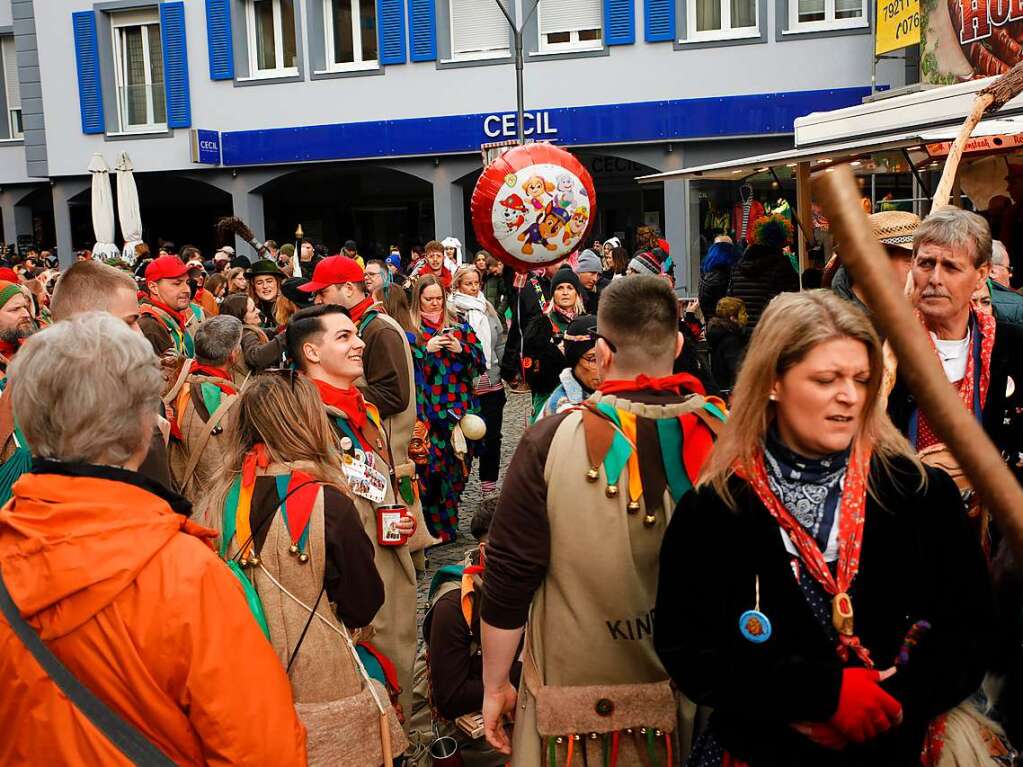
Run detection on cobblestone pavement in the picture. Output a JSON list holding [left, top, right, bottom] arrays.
[[416, 389, 531, 634]]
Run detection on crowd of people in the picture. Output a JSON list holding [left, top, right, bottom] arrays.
[[0, 206, 1019, 767]]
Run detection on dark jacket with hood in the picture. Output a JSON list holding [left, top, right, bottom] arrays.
[[727, 244, 799, 327]]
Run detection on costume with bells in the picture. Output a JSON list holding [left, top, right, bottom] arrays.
[[482, 374, 725, 766], [209, 443, 408, 766], [315, 379, 420, 731]]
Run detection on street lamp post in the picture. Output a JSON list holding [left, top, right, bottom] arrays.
[[493, 0, 540, 144]]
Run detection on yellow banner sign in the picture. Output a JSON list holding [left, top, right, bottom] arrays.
[[876, 0, 920, 56]]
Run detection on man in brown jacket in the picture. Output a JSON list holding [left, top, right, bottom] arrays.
[[168, 316, 242, 502], [481, 276, 721, 766], [301, 256, 437, 560]]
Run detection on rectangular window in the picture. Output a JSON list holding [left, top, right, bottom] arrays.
[[324, 0, 378, 70], [537, 0, 602, 52], [247, 0, 298, 76], [686, 0, 758, 40], [1, 37, 21, 139], [111, 10, 166, 132], [788, 0, 866, 30], [449, 0, 509, 59]]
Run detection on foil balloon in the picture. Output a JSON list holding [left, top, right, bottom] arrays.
[[471, 143, 597, 272]]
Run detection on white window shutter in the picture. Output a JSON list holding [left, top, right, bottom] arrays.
[[539, 0, 602, 35], [2, 38, 20, 110], [450, 0, 509, 54]]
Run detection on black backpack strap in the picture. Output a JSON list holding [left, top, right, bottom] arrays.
[[0, 568, 175, 765]]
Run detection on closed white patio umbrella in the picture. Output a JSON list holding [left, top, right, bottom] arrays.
[[88, 153, 119, 261], [115, 152, 143, 265]]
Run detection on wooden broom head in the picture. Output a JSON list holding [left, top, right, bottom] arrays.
[[215, 215, 256, 245], [981, 59, 1023, 112]]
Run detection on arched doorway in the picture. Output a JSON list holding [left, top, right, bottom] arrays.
[[259, 164, 433, 260], [68, 175, 232, 257]]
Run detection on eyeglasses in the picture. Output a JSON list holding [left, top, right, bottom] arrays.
[[595, 333, 617, 353]]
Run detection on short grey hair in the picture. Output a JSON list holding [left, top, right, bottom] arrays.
[[194, 315, 242, 365], [913, 207, 992, 268], [9, 312, 161, 465], [992, 239, 1010, 267]]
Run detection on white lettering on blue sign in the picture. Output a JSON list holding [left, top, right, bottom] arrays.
[[483, 111, 558, 139]]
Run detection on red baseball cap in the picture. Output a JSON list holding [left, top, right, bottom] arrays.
[[145, 255, 189, 283], [299, 256, 365, 293]]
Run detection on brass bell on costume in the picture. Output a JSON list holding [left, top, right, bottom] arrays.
[[626, 500, 640, 514], [289, 544, 299, 555], [586, 467, 599, 482], [248, 555, 261, 567], [643, 514, 657, 527], [605, 484, 619, 498], [298, 552, 310, 564]]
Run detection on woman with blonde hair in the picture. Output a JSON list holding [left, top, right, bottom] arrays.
[[522, 267, 586, 417], [654, 290, 993, 765], [451, 264, 506, 496], [202, 372, 404, 764], [405, 274, 484, 542]]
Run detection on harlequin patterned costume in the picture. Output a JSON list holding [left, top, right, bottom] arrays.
[[409, 321, 485, 542]]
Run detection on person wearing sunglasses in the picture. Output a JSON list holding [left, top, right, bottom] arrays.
[[286, 304, 418, 731], [534, 314, 599, 420]]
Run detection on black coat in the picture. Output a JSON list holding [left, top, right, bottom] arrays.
[[500, 273, 550, 381], [706, 316, 747, 392], [699, 266, 731, 319], [522, 310, 569, 399], [655, 456, 992, 766], [727, 245, 799, 327]]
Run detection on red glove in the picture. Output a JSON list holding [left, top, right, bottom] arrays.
[[828, 668, 903, 743]]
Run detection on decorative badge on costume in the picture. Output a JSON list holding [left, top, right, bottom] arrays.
[[471, 143, 597, 271], [740, 575, 772, 644]]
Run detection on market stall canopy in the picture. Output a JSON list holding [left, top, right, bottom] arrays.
[[636, 115, 1023, 184]]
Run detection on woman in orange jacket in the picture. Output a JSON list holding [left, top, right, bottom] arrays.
[[0, 313, 307, 766]]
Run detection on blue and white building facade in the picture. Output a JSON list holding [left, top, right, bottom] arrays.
[[0, 0, 906, 288]]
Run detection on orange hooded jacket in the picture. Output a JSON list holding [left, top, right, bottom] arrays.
[[0, 467, 308, 765]]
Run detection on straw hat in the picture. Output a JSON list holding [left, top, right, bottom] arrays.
[[869, 211, 920, 250]]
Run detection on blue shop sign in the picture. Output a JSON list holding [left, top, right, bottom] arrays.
[[220, 87, 874, 167], [191, 129, 222, 165]]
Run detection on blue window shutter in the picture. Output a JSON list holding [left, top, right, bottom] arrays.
[[644, 0, 675, 41], [205, 0, 235, 79], [378, 0, 407, 64], [72, 11, 104, 135], [604, 0, 635, 45], [407, 0, 436, 61], [160, 2, 191, 128]]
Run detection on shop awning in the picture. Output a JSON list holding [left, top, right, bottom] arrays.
[[636, 116, 1023, 184]]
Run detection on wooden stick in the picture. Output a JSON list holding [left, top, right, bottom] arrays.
[[379, 711, 393, 765], [930, 94, 992, 211], [814, 164, 1023, 560], [932, 60, 1023, 210]]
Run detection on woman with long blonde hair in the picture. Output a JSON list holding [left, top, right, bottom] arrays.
[[654, 290, 992, 766], [404, 273, 484, 542], [201, 373, 389, 714]]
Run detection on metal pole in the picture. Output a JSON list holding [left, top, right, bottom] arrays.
[[493, 0, 539, 144], [515, 28, 525, 144]]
